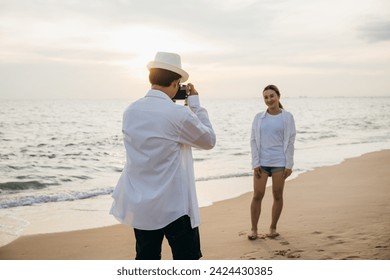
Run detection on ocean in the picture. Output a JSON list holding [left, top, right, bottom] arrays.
[[1, 96, 389, 243]]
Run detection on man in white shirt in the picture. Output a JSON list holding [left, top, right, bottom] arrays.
[[110, 52, 216, 260]]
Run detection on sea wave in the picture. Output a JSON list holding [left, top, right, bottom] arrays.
[[0, 187, 114, 209], [196, 172, 251, 182], [0, 181, 48, 191]]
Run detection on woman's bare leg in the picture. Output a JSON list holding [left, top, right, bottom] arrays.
[[249, 170, 268, 239], [268, 170, 285, 237]]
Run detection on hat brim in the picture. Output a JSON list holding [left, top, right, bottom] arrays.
[[147, 61, 189, 82]]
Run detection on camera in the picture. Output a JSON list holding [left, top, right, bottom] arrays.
[[172, 85, 188, 100]]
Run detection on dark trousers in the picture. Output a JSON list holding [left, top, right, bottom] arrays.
[[133, 215, 202, 260]]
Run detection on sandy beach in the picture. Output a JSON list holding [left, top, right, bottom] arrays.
[[0, 150, 389, 260]]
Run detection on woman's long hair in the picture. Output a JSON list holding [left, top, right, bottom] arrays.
[[263, 84, 283, 109]]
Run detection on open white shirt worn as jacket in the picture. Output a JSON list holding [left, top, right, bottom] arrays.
[[250, 110, 296, 170], [110, 90, 216, 230]]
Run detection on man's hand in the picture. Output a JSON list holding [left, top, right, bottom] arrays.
[[186, 83, 198, 96]]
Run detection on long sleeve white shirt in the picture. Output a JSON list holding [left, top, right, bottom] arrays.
[[110, 90, 216, 230], [250, 110, 296, 169]]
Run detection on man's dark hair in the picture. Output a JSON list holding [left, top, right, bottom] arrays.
[[149, 68, 182, 87]]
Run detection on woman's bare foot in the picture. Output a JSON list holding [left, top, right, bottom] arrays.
[[266, 228, 280, 238], [248, 230, 258, 240]]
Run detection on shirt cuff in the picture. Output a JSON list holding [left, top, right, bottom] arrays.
[[187, 95, 200, 108]]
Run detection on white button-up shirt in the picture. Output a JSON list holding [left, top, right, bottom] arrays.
[[251, 110, 296, 169], [110, 89, 216, 230]]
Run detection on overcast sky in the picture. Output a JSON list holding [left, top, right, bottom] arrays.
[[0, 0, 389, 99]]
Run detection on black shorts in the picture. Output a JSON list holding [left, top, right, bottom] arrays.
[[133, 215, 202, 260], [260, 166, 285, 177]]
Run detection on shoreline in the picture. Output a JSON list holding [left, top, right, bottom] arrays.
[[0, 150, 389, 259]]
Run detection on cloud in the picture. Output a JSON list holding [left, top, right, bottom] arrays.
[[358, 20, 390, 43], [0, 60, 147, 99], [0, 0, 389, 98]]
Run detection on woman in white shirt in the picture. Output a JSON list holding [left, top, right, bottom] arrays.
[[249, 85, 296, 240]]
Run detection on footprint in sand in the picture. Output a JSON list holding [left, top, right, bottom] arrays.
[[326, 235, 337, 240], [241, 249, 268, 260], [241, 251, 258, 260], [274, 249, 289, 256], [274, 249, 302, 259], [343, 255, 360, 260], [325, 235, 346, 245], [375, 245, 388, 249]]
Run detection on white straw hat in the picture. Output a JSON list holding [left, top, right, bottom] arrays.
[[147, 52, 189, 82]]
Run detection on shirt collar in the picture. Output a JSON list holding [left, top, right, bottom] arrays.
[[145, 89, 172, 101], [260, 109, 284, 118]]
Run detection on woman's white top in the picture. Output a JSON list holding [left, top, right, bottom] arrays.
[[251, 109, 296, 169], [260, 112, 286, 167], [110, 90, 216, 230]]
